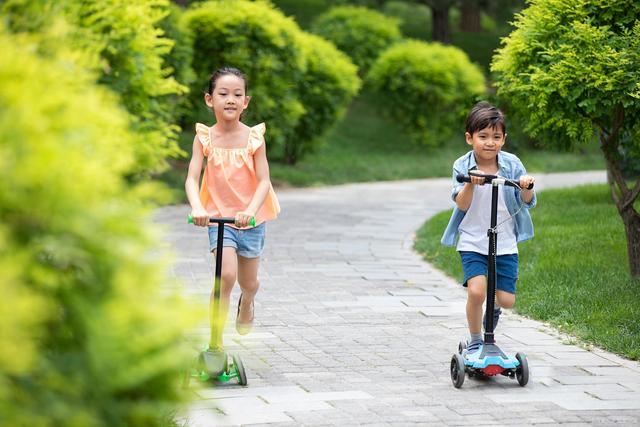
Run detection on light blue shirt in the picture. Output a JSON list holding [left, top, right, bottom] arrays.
[[441, 150, 536, 247]]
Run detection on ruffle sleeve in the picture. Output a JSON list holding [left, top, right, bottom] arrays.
[[248, 122, 266, 155], [195, 123, 212, 157]]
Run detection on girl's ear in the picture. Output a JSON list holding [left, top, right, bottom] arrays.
[[243, 95, 251, 109], [204, 92, 213, 108], [465, 132, 473, 145]]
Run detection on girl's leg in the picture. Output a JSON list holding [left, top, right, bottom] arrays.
[[466, 275, 487, 335], [210, 247, 238, 350], [236, 255, 260, 332]]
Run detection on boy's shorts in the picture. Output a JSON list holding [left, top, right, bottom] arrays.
[[208, 222, 266, 258], [459, 251, 518, 294]]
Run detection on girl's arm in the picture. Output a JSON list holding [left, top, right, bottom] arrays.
[[185, 135, 209, 227], [237, 143, 271, 227]]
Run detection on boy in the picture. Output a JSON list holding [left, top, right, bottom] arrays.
[[441, 101, 536, 355]]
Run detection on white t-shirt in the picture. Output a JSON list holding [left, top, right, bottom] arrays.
[[456, 184, 518, 255]]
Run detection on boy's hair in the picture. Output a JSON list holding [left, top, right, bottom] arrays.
[[465, 101, 506, 135], [207, 67, 248, 94]]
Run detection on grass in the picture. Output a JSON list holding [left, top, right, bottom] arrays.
[[414, 184, 640, 360], [268, 91, 604, 187]]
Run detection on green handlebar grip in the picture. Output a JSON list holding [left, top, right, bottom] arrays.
[[187, 215, 256, 226]]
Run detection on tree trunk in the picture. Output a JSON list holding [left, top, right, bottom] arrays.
[[460, 0, 481, 32], [600, 106, 640, 278], [431, 6, 451, 43]]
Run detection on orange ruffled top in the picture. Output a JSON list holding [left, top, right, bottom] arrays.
[[196, 122, 280, 227]]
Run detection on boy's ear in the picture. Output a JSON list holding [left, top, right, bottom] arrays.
[[465, 132, 473, 145], [204, 93, 213, 108]]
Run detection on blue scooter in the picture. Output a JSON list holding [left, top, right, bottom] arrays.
[[450, 171, 531, 388]]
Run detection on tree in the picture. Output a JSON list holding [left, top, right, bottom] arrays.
[[418, 0, 456, 43], [492, 0, 640, 277]]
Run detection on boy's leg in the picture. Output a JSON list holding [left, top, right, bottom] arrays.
[[210, 247, 238, 350], [466, 275, 486, 351], [236, 255, 260, 334]]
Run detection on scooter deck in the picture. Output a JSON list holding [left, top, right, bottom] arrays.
[[463, 343, 519, 369]]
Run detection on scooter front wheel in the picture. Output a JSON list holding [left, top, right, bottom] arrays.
[[515, 352, 529, 386], [233, 354, 248, 386]]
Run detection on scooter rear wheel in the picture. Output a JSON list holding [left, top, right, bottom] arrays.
[[515, 352, 529, 386], [451, 353, 465, 388]]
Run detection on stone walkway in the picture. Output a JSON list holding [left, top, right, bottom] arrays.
[[158, 170, 640, 426]]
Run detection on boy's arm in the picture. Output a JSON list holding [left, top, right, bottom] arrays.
[[514, 161, 536, 207], [185, 135, 209, 226]]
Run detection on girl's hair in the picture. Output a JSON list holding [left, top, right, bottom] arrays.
[[465, 101, 506, 135], [207, 67, 248, 94]]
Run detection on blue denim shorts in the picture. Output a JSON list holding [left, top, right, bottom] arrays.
[[459, 251, 518, 294], [208, 222, 266, 258]]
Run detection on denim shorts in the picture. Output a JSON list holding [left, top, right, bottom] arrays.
[[208, 222, 266, 258], [459, 251, 518, 294]]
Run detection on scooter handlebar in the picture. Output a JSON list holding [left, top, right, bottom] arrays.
[[187, 215, 256, 226], [456, 173, 534, 190]]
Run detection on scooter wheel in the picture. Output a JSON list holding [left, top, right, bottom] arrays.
[[458, 339, 467, 354], [233, 354, 248, 386], [450, 353, 465, 388], [515, 352, 529, 386]]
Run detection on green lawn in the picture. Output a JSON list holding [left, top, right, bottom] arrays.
[[269, 92, 604, 187], [414, 184, 640, 360]]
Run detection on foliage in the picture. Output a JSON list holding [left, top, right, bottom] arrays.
[[182, 0, 360, 164], [0, 26, 194, 427], [414, 185, 640, 360], [491, 0, 640, 276], [367, 40, 486, 147], [312, 5, 402, 74], [2, 0, 188, 177], [288, 33, 361, 163], [383, 1, 432, 40]]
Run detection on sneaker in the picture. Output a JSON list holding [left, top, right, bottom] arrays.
[[483, 307, 502, 331], [463, 339, 483, 358]]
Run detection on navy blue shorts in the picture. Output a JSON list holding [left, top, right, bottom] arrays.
[[459, 251, 518, 294]]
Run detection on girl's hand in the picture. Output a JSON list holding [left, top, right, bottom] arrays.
[[191, 208, 209, 227], [235, 211, 255, 228], [519, 175, 535, 190]]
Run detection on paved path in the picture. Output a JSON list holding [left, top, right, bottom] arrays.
[[159, 170, 640, 426]]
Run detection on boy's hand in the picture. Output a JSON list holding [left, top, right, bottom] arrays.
[[469, 170, 487, 186], [190, 208, 209, 227], [519, 175, 535, 190], [235, 211, 255, 228]]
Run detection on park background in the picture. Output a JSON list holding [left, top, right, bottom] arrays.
[[1, 0, 638, 426]]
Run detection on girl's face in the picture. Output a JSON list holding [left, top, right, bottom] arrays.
[[204, 74, 250, 122], [465, 125, 506, 163]]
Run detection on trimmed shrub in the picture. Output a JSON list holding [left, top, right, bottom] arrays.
[[182, 0, 360, 164], [0, 25, 193, 427], [290, 33, 361, 163], [383, 1, 432, 41], [367, 40, 486, 147], [312, 6, 402, 74]]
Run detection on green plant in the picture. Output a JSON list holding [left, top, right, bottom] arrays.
[[492, 0, 640, 277], [0, 25, 194, 426], [367, 40, 486, 147], [312, 5, 402, 74]]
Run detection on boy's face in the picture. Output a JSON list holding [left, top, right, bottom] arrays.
[[465, 125, 506, 163]]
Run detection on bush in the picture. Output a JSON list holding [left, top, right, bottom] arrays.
[[0, 25, 193, 427], [2, 0, 188, 176], [383, 1, 432, 41], [367, 40, 486, 147], [182, 0, 360, 164], [289, 33, 361, 163], [312, 6, 402, 74]]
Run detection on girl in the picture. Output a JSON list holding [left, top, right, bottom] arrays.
[[185, 67, 280, 354]]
